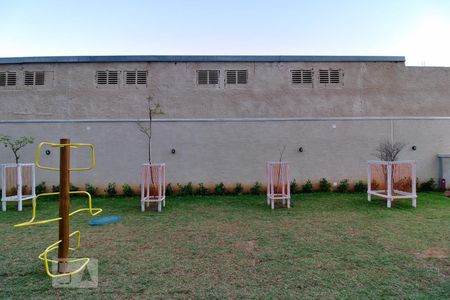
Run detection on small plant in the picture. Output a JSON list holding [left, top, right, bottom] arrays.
[[354, 180, 367, 193], [70, 183, 79, 191], [234, 183, 243, 195], [337, 179, 349, 193], [290, 179, 299, 194], [52, 183, 79, 192], [183, 182, 194, 196], [166, 183, 174, 196], [35, 181, 46, 194], [85, 183, 97, 196], [319, 178, 331, 192], [214, 182, 226, 195], [419, 178, 436, 192], [0, 135, 35, 164], [196, 183, 209, 196], [105, 182, 117, 196], [250, 182, 262, 195], [136, 95, 165, 164], [302, 180, 313, 193], [122, 183, 133, 196], [177, 182, 193, 196]]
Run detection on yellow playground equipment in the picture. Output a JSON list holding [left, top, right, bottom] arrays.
[[14, 139, 102, 278]]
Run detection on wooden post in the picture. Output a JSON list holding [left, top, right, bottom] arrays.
[[58, 138, 70, 273]]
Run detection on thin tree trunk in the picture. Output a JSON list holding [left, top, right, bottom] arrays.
[[148, 109, 152, 164]]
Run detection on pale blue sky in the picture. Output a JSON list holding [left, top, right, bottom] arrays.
[[1, 0, 450, 66]]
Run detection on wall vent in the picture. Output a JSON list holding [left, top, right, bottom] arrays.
[[137, 71, 147, 85], [291, 69, 313, 84], [96, 70, 119, 85], [0, 72, 17, 86], [197, 70, 219, 85], [125, 70, 148, 85], [24, 71, 45, 86], [330, 69, 340, 83], [226, 70, 248, 84], [319, 69, 342, 84]]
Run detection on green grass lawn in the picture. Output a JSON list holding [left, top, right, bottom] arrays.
[[0, 192, 449, 299]]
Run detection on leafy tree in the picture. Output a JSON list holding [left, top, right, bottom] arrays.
[[0, 135, 35, 164]]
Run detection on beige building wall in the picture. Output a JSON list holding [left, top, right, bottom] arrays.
[[1, 57, 449, 191], [1, 118, 449, 192], [0, 60, 449, 120]]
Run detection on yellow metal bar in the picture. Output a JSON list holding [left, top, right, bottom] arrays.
[[14, 191, 102, 228], [19, 140, 100, 278], [38, 231, 90, 278], [35, 142, 95, 171]]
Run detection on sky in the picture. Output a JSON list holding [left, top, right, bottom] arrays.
[[0, 0, 450, 66]]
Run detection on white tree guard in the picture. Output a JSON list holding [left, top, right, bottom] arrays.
[[1, 163, 36, 212], [266, 161, 290, 209], [367, 160, 417, 208], [141, 163, 166, 212]]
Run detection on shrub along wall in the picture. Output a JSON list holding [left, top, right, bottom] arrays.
[[23, 179, 440, 196]]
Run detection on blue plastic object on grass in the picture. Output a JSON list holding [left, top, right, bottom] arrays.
[[88, 215, 123, 226]]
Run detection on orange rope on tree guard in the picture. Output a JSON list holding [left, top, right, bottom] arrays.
[[266, 161, 291, 209], [140, 163, 166, 212], [367, 160, 417, 208]]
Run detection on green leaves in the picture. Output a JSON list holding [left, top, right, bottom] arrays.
[[146, 95, 165, 116], [0, 134, 35, 163]]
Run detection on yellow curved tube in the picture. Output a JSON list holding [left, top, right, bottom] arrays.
[[16, 141, 101, 278], [35, 142, 95, 171], [38, 231, 90, 278], [14, 191, 102, 228]]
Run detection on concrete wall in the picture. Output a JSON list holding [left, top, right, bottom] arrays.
[[1, 118, 449, 192], [0, 61, 449, 120], [1, 60, 449, 191]]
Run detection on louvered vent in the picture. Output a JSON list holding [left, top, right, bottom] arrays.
[[125, 71, 147, 85], [0, 72, 16, 86], [96, 71, 119, 85], [319, 69, 341, 84], [226, 70, 237, 84], [319, 70, 330, 84], [209, 70, 219, 84], [96, 71, 107, 84], [137, 71, 147, 84], [198, 70, 208, 84], [198, 70, 219, 85], [24, 71, 35, 85], [24, 71, 45, 86], [126, 71, 136, 84], [108, 71, 118, 84], [237, 70, 247, 84], [0, 72, 6, 86], [35, 71, 45, 85], [226, 70, 247, 84], [7, 72, 16, 86], [291, 70, 313, 84], [330, 69, 340, 83]]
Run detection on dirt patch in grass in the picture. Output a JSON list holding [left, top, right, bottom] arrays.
[[234, 240, 259, 267], [143, 202, 161, 211], [416, 245, 448, 259], [272, 199, 290, 209]]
